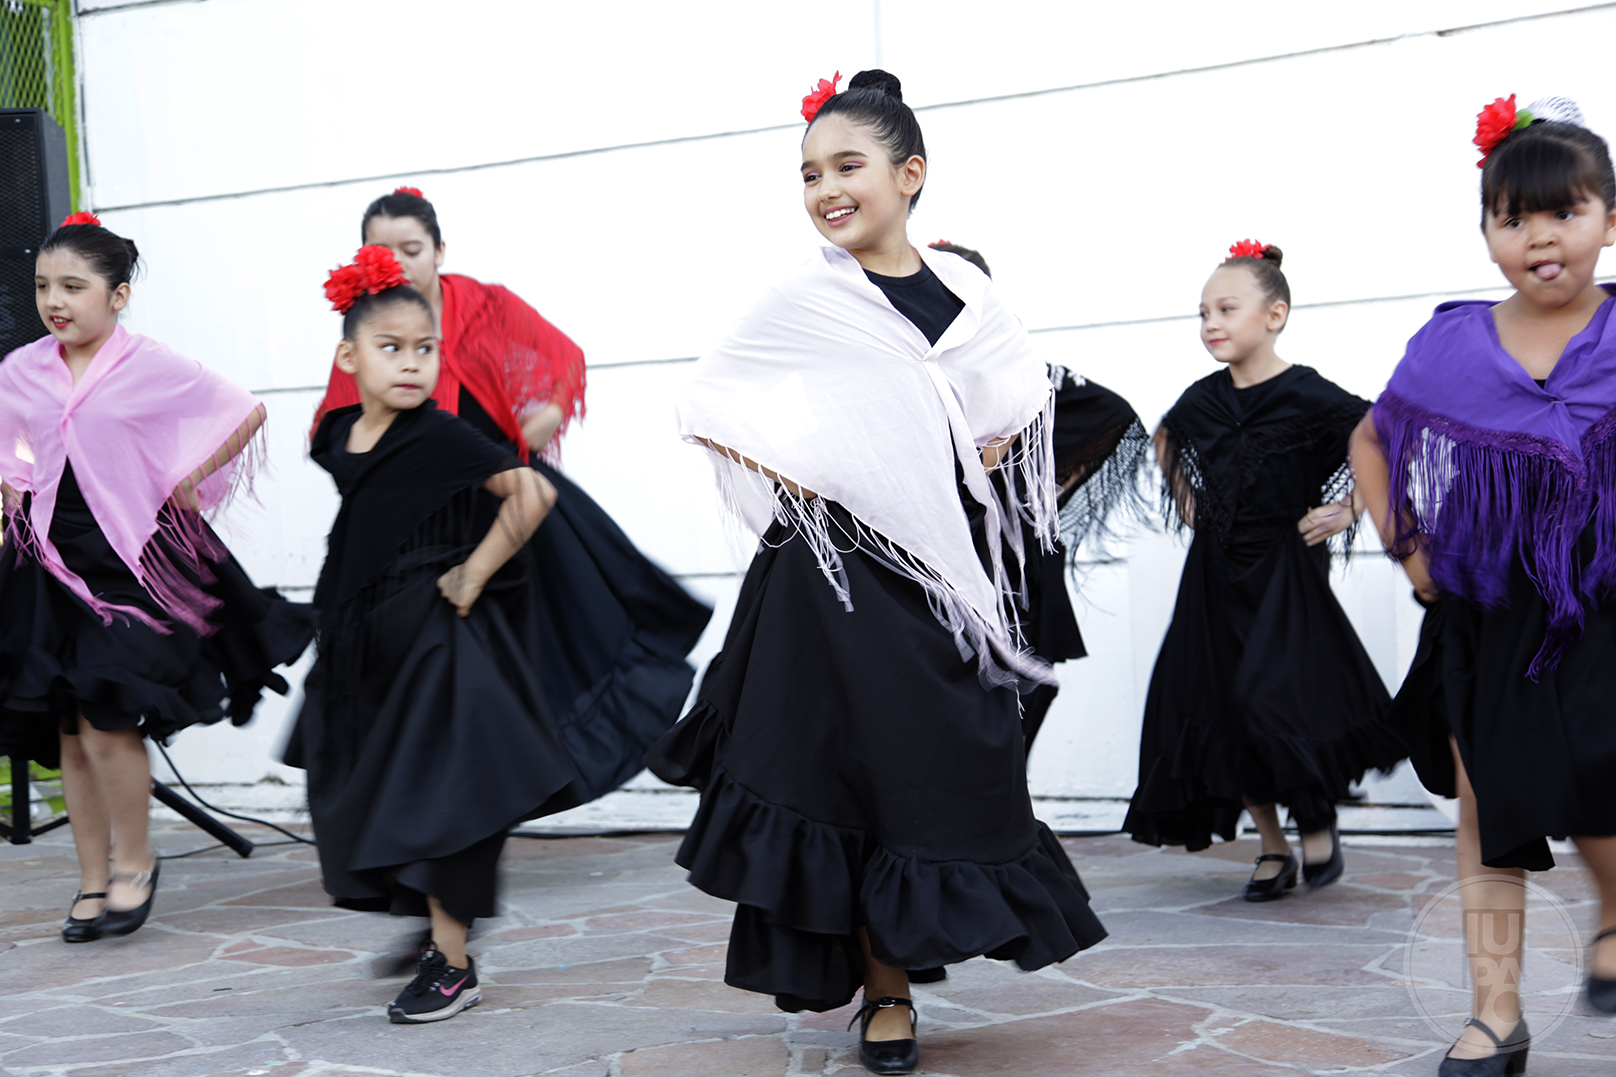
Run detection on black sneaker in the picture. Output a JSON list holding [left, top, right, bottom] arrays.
[[386, 949, 481, 1024]]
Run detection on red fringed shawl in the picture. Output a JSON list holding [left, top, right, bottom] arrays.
[[311, 273, 586, 463]]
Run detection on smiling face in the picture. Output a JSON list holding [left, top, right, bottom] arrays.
[[801, 113, 924, 256], [1199, 265, 1287, 364], [335, 298, 440, 417], [362, 214, 444, 297], [35, 247, 127, 355], [1484, 193, 1616, 310]]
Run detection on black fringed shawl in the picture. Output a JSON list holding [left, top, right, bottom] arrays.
[[1158, 365, 1369, 552]]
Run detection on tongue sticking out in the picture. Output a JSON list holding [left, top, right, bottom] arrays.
[[1533, 262, 1565, 281]]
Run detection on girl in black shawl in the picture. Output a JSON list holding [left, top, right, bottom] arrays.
[[1123, 242, 1405, 901], [927, 241, 1150, 749], [284, 248, 582, 1024]]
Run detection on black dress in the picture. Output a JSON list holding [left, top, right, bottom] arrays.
[[0, 462, 315, 767], [1392, 531, 1616, 871], [284, 404, 584, 924], [646, 263, 1107, 1014], [1019, 370, 1150, 748], [1124, 366, 1406, 850], [457, 392, 712, 802]]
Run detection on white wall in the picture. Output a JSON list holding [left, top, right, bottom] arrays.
[[68, 0, 1616, 798]]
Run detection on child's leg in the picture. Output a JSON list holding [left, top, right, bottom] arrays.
[[1448, 736, 1527, 1060], [427, 896, 469, 968], [858, 927, 914, 1041], [1243, 799, 1290, 879], [57, 729, 111, 918], [75, 722, 155, 909], [1572, 834, 1616, 975]]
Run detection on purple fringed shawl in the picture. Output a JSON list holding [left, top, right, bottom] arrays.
[[1375, 286, 1616, 676]]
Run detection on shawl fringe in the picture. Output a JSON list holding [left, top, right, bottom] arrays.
[[1374, 388, 1597, 677], [708, 425, 1058, 693]]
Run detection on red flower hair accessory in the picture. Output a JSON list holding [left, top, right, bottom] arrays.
[[801, 71, 841, 123], [60, 211, 101, 227], [1226, 238, 1270, 261], [324, 245, 409, 314], [1474, 94, 1534, 168], [393, 186, 424, 198]]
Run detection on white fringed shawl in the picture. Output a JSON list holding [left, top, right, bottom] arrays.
[[677, 244, 1058, 688]]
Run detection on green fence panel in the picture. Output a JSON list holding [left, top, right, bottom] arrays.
[[0, 0, 79, 211]]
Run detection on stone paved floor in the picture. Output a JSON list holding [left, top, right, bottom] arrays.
[[3, 825, 1614, 1077]]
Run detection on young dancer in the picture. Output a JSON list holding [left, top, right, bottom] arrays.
[[286, 246, 583, 1024], [927, 240, 1149, 749], [0, 214, 313, 943], [647, 70, 1106, 1076], [311, 189, 709, 805], [1354, 95, 1616, 1075], [1123, 240, 1405, 901]]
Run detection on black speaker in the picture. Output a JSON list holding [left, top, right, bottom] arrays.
[[0, 108, 72, 360]]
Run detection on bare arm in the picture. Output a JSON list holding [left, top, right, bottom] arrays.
[[437, 466, 558, 616], [1349, 412, 1436, 601], [696, 437, 818, 499], [521, 402, 566, 456], [170, 404, 267, 510], [980, 434, 1016, 469]]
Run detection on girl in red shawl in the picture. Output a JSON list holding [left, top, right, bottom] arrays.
[[312, 189, 710, 807]]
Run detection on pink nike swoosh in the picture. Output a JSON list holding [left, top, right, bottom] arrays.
[[439, 976, 468, 996]]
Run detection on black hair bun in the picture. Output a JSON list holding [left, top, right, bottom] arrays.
[[848, 69, 903, 102], [1261, 245, 1284, 268]]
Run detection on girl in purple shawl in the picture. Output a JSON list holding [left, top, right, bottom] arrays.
[[0, 218, 314, 945], [1354, 96, 1616, 1074]]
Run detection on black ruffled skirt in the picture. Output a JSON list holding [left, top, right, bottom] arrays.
[[647, 507, 1107, 1013], [1390, 558, 1616, 871], [1125, 527, 1406, 850], [521, 460, 712, 801], [285, 556, 586, 925], [0, 475, 314, 767]]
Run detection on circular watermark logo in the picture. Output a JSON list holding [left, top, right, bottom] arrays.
[[1403, 874, 1585, 1041]]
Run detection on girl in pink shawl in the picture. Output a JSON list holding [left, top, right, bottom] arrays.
[[0, 216, 314, 944]]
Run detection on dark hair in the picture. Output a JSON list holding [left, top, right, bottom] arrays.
[[341, 285, 434, 341], [1220, 246, 1290, 316], [39, 223, 140, 290], [809, 69, 928, 210], [1481, 120, 1616, 227], [928, 240, 991, 278], [361, 189, 443, 248]]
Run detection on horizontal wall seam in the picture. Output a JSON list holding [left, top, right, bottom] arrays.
[[84, 3, 1615, 214]]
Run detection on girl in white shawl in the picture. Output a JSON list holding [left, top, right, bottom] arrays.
[[646, 68, 1106, 1076]]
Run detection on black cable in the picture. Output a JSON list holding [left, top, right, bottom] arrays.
[[153, 742, 315, 846]]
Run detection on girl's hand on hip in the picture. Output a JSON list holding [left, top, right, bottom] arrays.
[[437, 564, 486, 617], [1297, 501, 1355, 546]]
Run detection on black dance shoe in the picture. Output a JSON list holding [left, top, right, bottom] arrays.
[[1587, 926, 1616, 1014], [1243, 853, 1297, 902], [100, 862, 159, 938], [848, 995, 918, 1075], [1437, 1016, 1529, 1076], [1302, 822, 1345, 889], [61, 891, 107, 943]]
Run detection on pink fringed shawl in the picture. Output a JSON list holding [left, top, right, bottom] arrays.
[[0, 325, 265, 633]]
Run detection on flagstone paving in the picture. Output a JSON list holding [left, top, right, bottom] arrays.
[[2, 825, 1613, 1076]]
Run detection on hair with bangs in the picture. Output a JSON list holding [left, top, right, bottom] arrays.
[[1481, 120, 1616, 228]]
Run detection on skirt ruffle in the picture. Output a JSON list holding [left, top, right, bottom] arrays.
[[649, 508, 1106, 1012], [0, 536, 314, 768]]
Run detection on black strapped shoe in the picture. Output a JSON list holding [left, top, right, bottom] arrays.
[[848, 995, 918, 1075], [1438, 1016, 1529, 1076], [1242, 852, 1298, 902], [100, 862, 160, 938], [1587, 926, 1616, 1014], [61, 891, 107, 943], [1302, 821, 1345, 889]]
